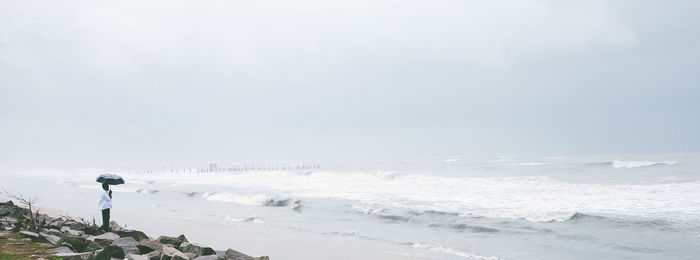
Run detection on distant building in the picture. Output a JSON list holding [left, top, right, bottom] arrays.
[[209, 162, 217, 172]]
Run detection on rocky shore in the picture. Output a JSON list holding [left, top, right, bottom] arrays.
[[0, 200, 270, 260]]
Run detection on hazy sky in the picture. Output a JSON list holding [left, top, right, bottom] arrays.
[[1, 1, 699, 167]]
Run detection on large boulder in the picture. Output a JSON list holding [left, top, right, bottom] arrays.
[[109, 221, 125, 232], [0, 201, 14, 216], [94, 245, 125, 260], [224, 249, 270, 260], [39, 232, 62, 245], [47, 246, 75, 254], [127, 254, 151, 260], [162, 245, 191, 260], [112, 236, 140, 255], [180, 242, 216, 257], [19, 231, 40, 240], [137, 239, 164, 254], [53, 252, 93, 260], [62, 236, 89, 252], [117, 229, 149, 241], [156, 234, 188, 248], [61, 226, 86, 237], [87, 232, 120, 247]]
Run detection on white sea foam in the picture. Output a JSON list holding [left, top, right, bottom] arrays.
[[412, 243, 505, 260], [512, 162, 552, 166], [612, 160, 678, 169], [206, 193, 273, 206], [103, 169, 700, 223]]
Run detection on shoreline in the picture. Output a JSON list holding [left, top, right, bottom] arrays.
[[35, 204, 424, 260]]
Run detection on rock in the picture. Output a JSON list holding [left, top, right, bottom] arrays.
[[47, 246, 75, 254], [0, 205, 13, 217], [88, 232, 120, 247], [157, 234, 188, 248], [94, 245, 125, 260], [109, 221, 125, 232], [60, 226, 86, 237], [87, 232, 120, 242], [38, 214, 54, 224], [39, 232, 62, 245], [137, 239, 163, 254], [127, 254, 150, 260], [162, 245, 191, 260], [48, 219, 65, 229], [19, 231, 40, 239], [112, 237, 140, 255], [193, 256, 224, 260], [112, 237, 138, 247], [44, 228, 64, 237], [181, 242, 216, 257], [62, 236, 88, 252], [53, 252, 93, 260], [223, 249, 269, 260], [117, 230, 149, 241], [84, 240, 102, 252], [144, 250, 162, 260]]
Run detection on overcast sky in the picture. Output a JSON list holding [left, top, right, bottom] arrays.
[[1, 0, 699, 167]]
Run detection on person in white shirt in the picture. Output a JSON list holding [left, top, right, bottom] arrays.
[[98, 183, 112, 231]]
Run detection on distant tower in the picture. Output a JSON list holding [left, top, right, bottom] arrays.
[[209, 162, 218, 172]]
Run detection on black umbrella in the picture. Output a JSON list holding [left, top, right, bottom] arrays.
[[96, 173, 125, 185]]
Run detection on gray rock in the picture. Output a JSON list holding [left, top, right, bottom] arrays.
[[137, 239, 163, 254], [0, 206, 13, 217], [193, 255, 224, 260], [54, 252, 93, 260], [94, 245, 125, 260], [39, 232, 62, 245], [109, 221, 125, 232], [181, 242, 216, 257], [112, 236, 140, 255], [156, 234, 188, 248], [19, 231, 40, 239], [144, 250, 162, 260], [87, 232, 120, 242], [44, 228, 64, 237], [84, 240, 102, 252], [223, 249, 269, 260], [127, 254, 150, 260], [112, 237, 138, 247], [162, 245, 191, 260], [47, 246, 75, 254], [62, 236, 88, 252], [88, 232, 120, 247], [117, 230, 149, 241]]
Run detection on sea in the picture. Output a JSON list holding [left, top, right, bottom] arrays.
[[2, 154, 699, 259]]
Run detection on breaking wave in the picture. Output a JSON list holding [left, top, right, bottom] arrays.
[[611, 160, 678, 169], [412, 243, 506, 260]]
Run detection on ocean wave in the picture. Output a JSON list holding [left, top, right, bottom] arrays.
[[450, 224, 499, 233], [205, 192, 293, 207], [512, 162, 552, 166], [411, 243, 506, 260], [224, 215, 264, 224], [612, 160, 678, 169]]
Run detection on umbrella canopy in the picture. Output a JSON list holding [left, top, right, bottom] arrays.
[[96, 173, 125, 185]]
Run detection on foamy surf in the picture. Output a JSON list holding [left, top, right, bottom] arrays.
[[612, 160, 678, 169]]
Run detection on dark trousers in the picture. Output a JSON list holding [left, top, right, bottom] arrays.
[[101, 208, 110, 231]]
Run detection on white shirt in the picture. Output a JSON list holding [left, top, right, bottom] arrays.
[[98, 190, 112, 210]]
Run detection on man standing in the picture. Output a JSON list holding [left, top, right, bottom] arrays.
[[99, 183, 112, 231]]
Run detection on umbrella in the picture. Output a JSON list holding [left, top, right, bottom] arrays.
[[96, 173, 125, 185]]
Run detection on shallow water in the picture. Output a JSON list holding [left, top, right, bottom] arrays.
[[2, 154, 700, 259]]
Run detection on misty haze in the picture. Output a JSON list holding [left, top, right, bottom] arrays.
[[1, 1, 699, 260]]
